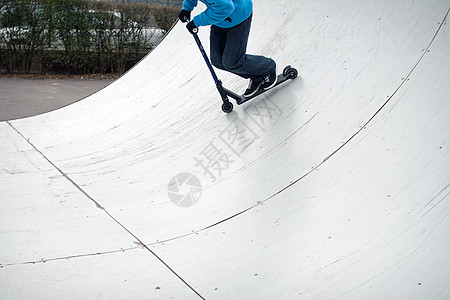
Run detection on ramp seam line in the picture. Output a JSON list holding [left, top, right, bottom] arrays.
[[5, 121, 206, 300]]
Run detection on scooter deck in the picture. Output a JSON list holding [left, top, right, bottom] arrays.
[[237, 73, 289, 105], [217, 66, 297, 113]]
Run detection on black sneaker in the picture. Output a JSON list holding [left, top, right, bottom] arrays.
[[244, 77, 263, 98], [263, 69, 277, 90]]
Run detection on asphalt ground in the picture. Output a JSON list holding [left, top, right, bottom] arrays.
[[0, 78, 113, 122]]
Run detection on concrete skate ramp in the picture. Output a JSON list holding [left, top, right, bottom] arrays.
[[1, 0, 449, 298]]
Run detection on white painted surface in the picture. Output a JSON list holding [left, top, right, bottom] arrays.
[[1, 0, 449, 299]]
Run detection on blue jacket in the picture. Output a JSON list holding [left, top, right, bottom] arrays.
[[182, 0, 253, 28]]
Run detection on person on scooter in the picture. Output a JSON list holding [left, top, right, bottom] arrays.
[[178, 0, 277, 97]]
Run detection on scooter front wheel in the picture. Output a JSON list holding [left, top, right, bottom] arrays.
[[222, 101, 234, 113]]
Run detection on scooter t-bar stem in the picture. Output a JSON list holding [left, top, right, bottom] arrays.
[[185, 17, 220, 84]]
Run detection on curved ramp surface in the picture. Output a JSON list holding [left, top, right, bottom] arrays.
[[1, 0, 450, 299]]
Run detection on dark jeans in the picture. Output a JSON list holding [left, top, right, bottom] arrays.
[[210, 14, 275, 80]]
